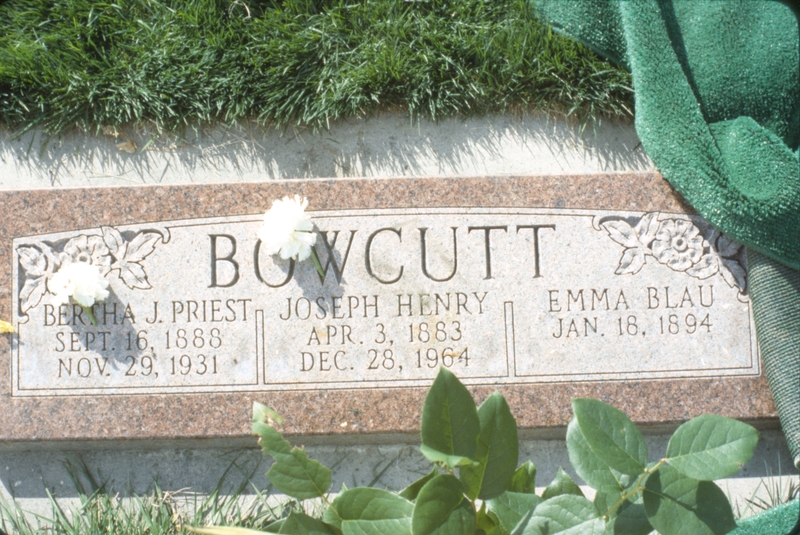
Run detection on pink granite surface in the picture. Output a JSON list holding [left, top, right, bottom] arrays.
[[0, 174, 775, 442]]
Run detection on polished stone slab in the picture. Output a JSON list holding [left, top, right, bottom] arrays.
[[13, 209, 756, 395], [0, 174, 775, 442]]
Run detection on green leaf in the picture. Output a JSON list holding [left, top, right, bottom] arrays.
[[509, 510, 534, 535], [325, 487, 413, 535], [279, 512, 333, 535], [421, 368, 480, 460], [252, 412, 331, 500], [643, 465, 736, 535], [265, 520, 285, 534], [322, 505, 341, 530], [567, 419, 631, 494], [509, 462, 536, 494], [609, 502, 651, 535], [420, 445, 478, 470], [460, 392, 519, 500], [476, 503, 499, 535], [400, 468, 439, 501], [593, 492, 614, 518], [412, 474, 475, 535], [253, 402, 284, 426], [478, 507, 510, 535], [571, 399, 647, 477], [487, 492, 541, 532], [665, 414, 759, 480], [524, 495, 605, 535], [541, 468, 584, 500], [594, 492, 652, 535]]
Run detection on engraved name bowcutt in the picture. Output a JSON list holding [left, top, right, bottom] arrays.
[[12, 208, 758, 397]]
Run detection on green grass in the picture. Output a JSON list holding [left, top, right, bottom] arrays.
[[0, 457, 291, 535], [735, 465, 800, 520], [0, 0, 633, 135]]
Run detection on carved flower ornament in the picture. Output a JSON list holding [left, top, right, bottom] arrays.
[[17, 226, 163, 316], [601, 212, 747, 292], [60, 234, 112, 275], [651, 219, 704, 271]]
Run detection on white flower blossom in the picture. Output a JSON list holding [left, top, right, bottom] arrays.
[[258, 195, 317, 261], [48, 261, 110, 308]]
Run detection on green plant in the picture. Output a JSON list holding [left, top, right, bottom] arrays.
[[193, 368, 758, 535]]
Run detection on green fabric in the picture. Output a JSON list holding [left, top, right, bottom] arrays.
[[535, 0, 800, 466], [535, 0, 799, 267], [749, 249, 800, 466], [731, 500, 800, 535]]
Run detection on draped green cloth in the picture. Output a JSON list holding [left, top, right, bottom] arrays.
[[535, 0, 800, 467]]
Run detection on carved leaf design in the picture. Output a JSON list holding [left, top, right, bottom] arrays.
[[715, 234, 742, 258], [102, 226, 127, 258], [720, 258, 747, 290], [634, 212, 660, 246], [18, 246, 47, 277], [686, 254, 719, 279], [615, 248, 646, 275], [603, 220, 641, 248], [20, 276, 47, 313], [119, 261, 151, 289], [125, 232, 161, 263]]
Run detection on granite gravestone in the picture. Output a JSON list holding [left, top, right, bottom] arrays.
[[0, 175, 775, 442]]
